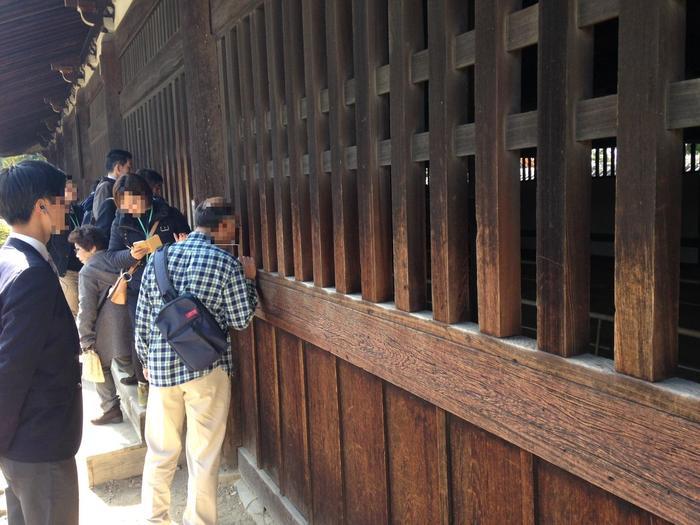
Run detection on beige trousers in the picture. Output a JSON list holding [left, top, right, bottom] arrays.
[[59, 270, 80, 318], [142, 367, 231, 525]]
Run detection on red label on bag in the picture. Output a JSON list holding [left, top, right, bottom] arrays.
[[185, 308, 199, 320]]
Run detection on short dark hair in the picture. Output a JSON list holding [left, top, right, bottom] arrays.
[[113, 173, 153, 208], [195, 198, 234, 229], [105, 149, 132, 173], [0, 161, 67, 225], [137, 168, 164, 190], [68, 225, 107, 251]]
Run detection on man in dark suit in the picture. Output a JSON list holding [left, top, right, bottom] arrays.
[[0, 160, 82, 525]]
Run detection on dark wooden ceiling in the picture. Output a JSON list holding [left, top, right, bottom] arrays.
[[0, 0, 91, 156]]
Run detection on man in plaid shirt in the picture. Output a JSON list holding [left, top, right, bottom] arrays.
[[135, 198, 257, 525]]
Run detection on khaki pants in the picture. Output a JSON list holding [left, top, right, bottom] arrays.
[[59, 270, 79, 318], [142, 367, 231, 525]]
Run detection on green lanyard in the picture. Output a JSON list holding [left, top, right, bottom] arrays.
[[137, 208, 154, 238], [69, 212, 80, 230]]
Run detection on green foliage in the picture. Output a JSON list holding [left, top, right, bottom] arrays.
[[1, 153, 45, 170], [0, 220, 9, 246]]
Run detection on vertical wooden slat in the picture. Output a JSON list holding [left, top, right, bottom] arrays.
[[224, 29, 251, 257], [390, 0, 427, 312], [428, 0, 472, 323], [301, 0, 335, 287], [238, 323, 261, 463], [474, 0, 522, 336], [251, 8, 279, 272], [238, 18, 264, 264], [305, 344, 344, 523], [353, 0, 393, 302], [436, 408, 451, 525], [277, 330, 312, 519], [615, 0, 685, 381], [385, 384, 442, 524], [170, 80, 185, 219], [100, 34, 124, 149], [337, 360, 389, 523], [255, 319, 282, 485], [282, 0, 314, 281], [326, 0, 360, 294], [536, 0, 593, 356], [265, 0, 295, 276]]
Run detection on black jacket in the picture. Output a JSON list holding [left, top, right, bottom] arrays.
[[91, 177, 117, 241], [0, 238, 82, 462], [106, 198, 190, 304], [48, 203, 84, 276]]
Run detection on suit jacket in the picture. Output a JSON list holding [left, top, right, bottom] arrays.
[[0, 237, 82, 462]]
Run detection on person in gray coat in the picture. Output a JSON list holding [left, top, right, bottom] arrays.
[[70, 225, 134, 425]]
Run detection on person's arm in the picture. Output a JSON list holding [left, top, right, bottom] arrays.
[[222, 258, 258, 330], [0, 268, 59, 454], [135, 259, 156, 369], [105, 214, 139, 270], [92, 181, 109, 219], [76, 268, 100, 351]]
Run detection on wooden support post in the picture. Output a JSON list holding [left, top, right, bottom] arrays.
[[265, 0, 295, 276], [390, 0, 427, 312], [615, 0, 685, 381], [75, 90, 92, 195], [474, 0, 521, 337], [251, 8, 279, 272], [536, 0, 593, 356], [179, 0, 227, 200], [302, 0, 335, 287], [237, 19, 264, 264], [221, 30, 250, 257], [353, 0, 393, 302], [428, 0, 471, 323], [326, 0, 361, 294], [282, 0, 314, 281], [100, 34, 123, 150]]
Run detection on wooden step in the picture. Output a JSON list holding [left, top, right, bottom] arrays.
[[111, 360, 146, 443]]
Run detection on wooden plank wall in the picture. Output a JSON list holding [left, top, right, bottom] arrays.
[[217, 0, 700, 523]]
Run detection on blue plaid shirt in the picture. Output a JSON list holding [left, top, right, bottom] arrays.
[[135, 232, 258, 387]]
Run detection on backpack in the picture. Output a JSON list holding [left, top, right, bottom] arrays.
[[153, 245, 229, 371], [80, 192, 95, 225]]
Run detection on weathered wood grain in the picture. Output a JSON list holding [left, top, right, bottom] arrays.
[[352, 0, 394, 302], [238, 324, 260, 463], [506, 4, 538, 52], [210, 0, 264, 37], [428, 0, 471, 323], [575, 94, 618, 140], [326, 0, 361, 294], [282, 0, 314, 281], [668, 78, 700, 130], [301, 0, 335, 287], [255, 274, 700, 525], [537, 0, 593, 357], [264, 0, 295, 276], [505, 110, 538, 150], [305, 343, 344, 523], [390, 0, 427, 312], [615, 0, 685, 381], [578, 0, 620, 28], [474, 0, 522, 336], [337, 360, 389, 524]]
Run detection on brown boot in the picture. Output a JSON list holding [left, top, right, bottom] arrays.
[[91, 406, 123, 425]]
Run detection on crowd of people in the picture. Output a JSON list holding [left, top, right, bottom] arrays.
[[0, 151, 258, 524]]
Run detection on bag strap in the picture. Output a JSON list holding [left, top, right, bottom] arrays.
[[154, 245, 178, 303]]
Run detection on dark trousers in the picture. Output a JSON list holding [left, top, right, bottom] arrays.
[[0, 456, 79, 525], [127, 291, 147, 383]]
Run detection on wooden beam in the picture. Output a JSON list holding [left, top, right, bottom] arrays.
[[251, 8, 279, 272], [255, 273, 700, 525], [390, 0, 427, 312], [302, 0, 335, 287], [428, 0, 471, 323], [474, 0, 521, 337], [505, 110, 538, 150], [578, 0, 620, 28], [506, 4, 539, 52], [238, 19, 264, 263], [454, 30, 475, 69], [537, 0, 593, 357], [264, 0, 295, 276], [614, 0, 685, 381], [575, 94, 618, 141], [100, 34, 124, 149], [179, 0, 228, 199], [352, 0, 393, 302], [326, 0, 361, 293], [668, 78, 700, 130], [282, 0, 314, 281]]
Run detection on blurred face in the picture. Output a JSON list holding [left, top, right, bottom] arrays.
[[114, 159, 133, 178], [37, 196, 67, 241], [64, 180, 78, 205], [152, 183, 163, 197], [74, 244, 97, 264], [120, 191, 149, 216], [211, 217, 237, 244]]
